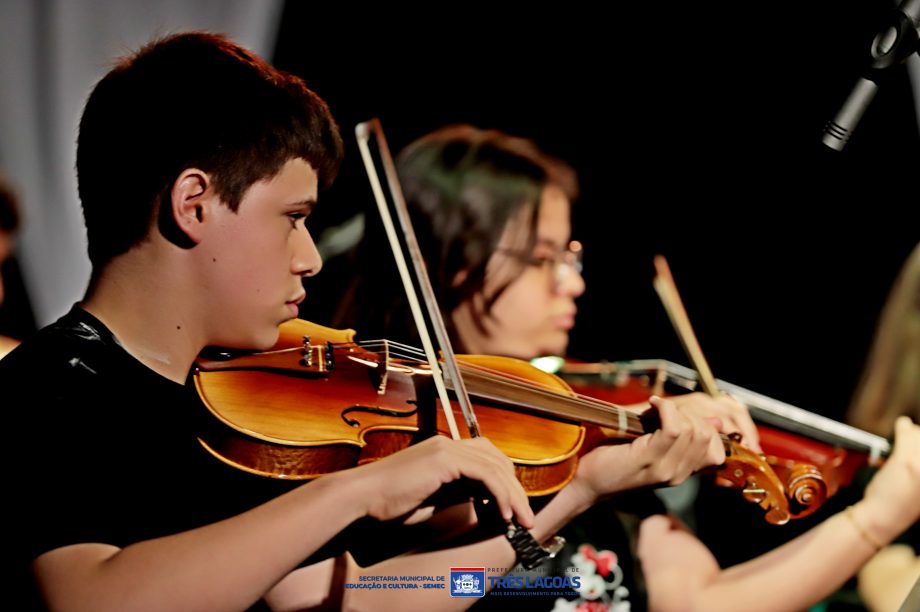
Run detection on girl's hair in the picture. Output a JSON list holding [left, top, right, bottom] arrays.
[[338, 125, 576, 348], [847, 242, 920, 435]]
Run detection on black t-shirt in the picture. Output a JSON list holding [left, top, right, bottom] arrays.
[[3, 306, 299, 609]]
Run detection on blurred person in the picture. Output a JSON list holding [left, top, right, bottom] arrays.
[[340, 124, 920, 611], [848, 242, 920, 612]]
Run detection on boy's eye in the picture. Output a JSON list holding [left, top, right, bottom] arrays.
[[287, 212, 307, 226]]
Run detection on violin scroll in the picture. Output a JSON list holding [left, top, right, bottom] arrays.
[[714, 437, 792, 525]]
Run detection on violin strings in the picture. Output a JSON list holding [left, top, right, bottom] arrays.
[[438, 362, 734, 444], [434, 356, 633, 415], [356, 339, 606, 406], [355, 339, 639, 415], [357, 339, 605, 404], [357, 340, 426, 360], [458, 362, 638, 419], [346, 340, 646, 433]]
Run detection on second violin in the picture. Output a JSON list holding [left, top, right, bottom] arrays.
[[557, 357, 889, 519]]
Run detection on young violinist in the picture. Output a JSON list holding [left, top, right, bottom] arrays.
[[338, 124, 920, 611], [847, 241, 920, 611], [2, 33, 731, 611]]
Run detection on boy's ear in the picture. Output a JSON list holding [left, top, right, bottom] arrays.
[[166, 168, 213, 245]]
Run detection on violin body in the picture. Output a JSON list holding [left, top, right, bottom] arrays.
[[195, 319, 586, 496]]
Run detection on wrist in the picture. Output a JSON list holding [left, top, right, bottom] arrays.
[[319, 468, 374, 524], [577, 442, 650, 494], [848, 502, 892, 551], [566, 471, 601, 514]]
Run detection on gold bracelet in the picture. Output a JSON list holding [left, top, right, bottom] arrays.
[[845, 505, 884, 551]]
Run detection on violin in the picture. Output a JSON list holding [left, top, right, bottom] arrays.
[[193, 318, 796, 524], [554, 358, 889, 519]]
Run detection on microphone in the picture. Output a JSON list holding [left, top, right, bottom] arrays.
[[823, 0, 920, 151]]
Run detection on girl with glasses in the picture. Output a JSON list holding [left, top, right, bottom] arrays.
[[338, 124, 920, 612]]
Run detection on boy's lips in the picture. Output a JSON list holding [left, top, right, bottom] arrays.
[[287, 292, 306, 306], [285, 293, 306, 318]]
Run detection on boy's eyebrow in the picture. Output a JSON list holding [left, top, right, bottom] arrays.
[[285, 199, 317, 211]]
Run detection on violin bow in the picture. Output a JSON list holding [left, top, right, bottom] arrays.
[[653, 255, 889, 461], [355, 118, 563, 568], [652, 255, 721, 397], [355, 119, 469, 440], [654, 256, 806, 522]]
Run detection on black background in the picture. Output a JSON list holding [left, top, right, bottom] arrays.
[[276, 1, 920, 423]]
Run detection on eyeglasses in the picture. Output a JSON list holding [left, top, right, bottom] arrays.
[[496, 240, 583, 290]]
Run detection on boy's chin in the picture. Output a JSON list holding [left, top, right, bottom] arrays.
[[251, 327, 282, 351], [220, 327, 281, 352]]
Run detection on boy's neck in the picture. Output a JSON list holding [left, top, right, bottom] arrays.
[[82, 250, 204, 384]]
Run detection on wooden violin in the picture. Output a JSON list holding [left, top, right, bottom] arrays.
[[555, 357, 889, 519], [602, 255, 891, 520], [193, 319, 797, 524]]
